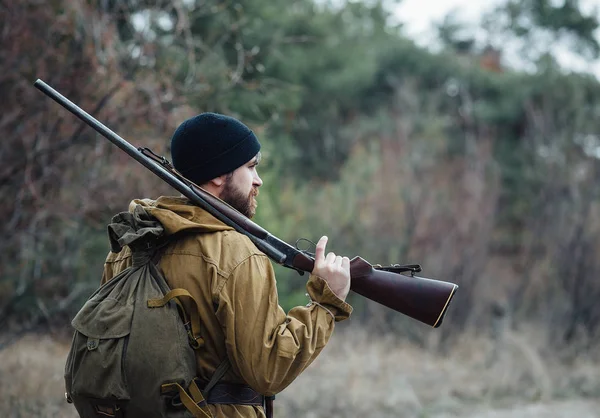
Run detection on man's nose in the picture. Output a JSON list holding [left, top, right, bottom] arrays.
[[253, 173, 263, 187]]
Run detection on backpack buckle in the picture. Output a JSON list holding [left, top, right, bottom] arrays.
[[183, 321, 203, 349], [189, 334, 202, 349], [94, 403, 122, 417]]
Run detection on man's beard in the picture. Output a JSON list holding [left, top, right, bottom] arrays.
[[221, 180, 258, 219]]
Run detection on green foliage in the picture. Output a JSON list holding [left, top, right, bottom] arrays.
[[0, 220, 107, 331], [485, 0, 600, 59]]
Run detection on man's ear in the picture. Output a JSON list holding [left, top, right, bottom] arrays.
[[208, 174, 228, 188]]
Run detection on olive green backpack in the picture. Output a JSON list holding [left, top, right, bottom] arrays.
[[64, 207, 228, 418]]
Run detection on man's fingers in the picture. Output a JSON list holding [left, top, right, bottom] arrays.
[[341, 256, 350, 270], [335, 255, 343, 267], [314, 236, 328, 263], [325, 252, 336, 264]]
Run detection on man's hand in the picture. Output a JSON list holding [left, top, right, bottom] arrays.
[[311, 236, 351, 301]]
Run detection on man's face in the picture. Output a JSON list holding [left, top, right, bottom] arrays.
[[220, 153, 263, 218]]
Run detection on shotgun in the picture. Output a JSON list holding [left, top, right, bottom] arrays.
[[34, 78, 458, 328]]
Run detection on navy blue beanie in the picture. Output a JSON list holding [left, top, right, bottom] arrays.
[[170, 113, 261, 185]]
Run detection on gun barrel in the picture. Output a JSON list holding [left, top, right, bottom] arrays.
[[33, 79, 285, 260], [34, 80, 185, 190]]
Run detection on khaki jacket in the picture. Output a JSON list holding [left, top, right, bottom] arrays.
[[102, 196, 352, 418]]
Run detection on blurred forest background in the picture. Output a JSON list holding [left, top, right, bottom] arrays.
[[1, 0, 600, 416]]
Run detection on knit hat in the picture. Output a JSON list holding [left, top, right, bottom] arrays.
[[170, 113, 261, 185]]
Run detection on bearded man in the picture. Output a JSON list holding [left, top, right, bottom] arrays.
[[101, 113, 352, 418]]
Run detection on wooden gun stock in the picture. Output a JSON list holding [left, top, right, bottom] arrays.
[[292, 252, 458, 327], [349, 257, 458, 328]]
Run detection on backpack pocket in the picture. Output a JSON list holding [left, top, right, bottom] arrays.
[[65, 279, 134, 416]]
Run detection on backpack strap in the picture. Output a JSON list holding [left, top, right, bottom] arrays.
[[161, 381, 212, 418], [161, 359, 231, 418], [202, 359, 231, 396], [148, 288, 204, 349]]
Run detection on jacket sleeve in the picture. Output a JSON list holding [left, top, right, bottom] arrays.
[[214, 253, 352, 395]]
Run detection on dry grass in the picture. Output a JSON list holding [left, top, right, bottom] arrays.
[[0, 334, 76, 418], [274, 326, 600, 417], [1, 327, 599, 418]]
